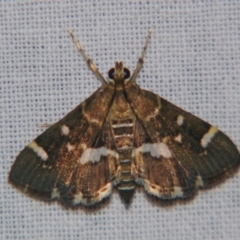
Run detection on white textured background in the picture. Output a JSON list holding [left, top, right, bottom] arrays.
[[1, 1, 240, 240]]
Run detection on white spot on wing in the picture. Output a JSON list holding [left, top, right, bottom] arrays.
[[133, 143, 172, 158], [143, 180, 183, 198], [200, 126, 218, 148], [67, 142, 76, 152], [72, 192, 83, 205], [28, 141, 48, 161], [146, 108, 159, 121], [171, 186, 183, 198], [72, 183, 112, 205], [82, 106, 101, 126], [98, 183, 112, 202], [80, 143, 87, 150], [79, 147, 119, 164], [162, 136, 169, 143], [174, 134, 182, 143], [196, 175, 204, 187], [51, 188, 60, 199], [177, 115, 184, 126], [143, 180, 161, 197], [61, 125, 70, 136]]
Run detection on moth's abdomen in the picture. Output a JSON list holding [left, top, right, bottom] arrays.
[[111, 118, 136, 204]]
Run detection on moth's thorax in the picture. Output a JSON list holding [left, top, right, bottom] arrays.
[[108, 90, 134, 120]]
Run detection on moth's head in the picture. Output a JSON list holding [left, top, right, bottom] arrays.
[[108, 62, 131, 86]]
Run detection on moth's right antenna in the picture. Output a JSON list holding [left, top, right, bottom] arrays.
[[129, 28, 152, 83]]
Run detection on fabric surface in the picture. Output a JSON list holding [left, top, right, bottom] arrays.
[[1, 1, 240, 240]]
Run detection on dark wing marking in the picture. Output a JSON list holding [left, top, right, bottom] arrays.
[[126, 83, 240, 199], [132, 119, 196, 199], [62, 120, 120, 206], [9, 85, 118, 206]]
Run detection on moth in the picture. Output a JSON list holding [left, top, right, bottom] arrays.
[[9, 29, 240, 207]]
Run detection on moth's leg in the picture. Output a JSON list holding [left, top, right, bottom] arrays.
[[129, 28, 152, 83], [68, 30, 107, 86]]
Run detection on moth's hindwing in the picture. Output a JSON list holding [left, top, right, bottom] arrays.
[[126, 83, 240, 199], [9, 85, 121, 206]]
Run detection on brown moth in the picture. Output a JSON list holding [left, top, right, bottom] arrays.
[[9, 30, 240, 206]]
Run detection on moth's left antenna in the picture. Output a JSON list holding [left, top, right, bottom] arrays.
[[68, 30, 108, 86]]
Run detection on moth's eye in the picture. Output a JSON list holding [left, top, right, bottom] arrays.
[[124, 68, 131, 79], [108, 68, 115, 79]]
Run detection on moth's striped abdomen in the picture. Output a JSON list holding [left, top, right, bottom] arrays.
[[112, 118, 136, 204]]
